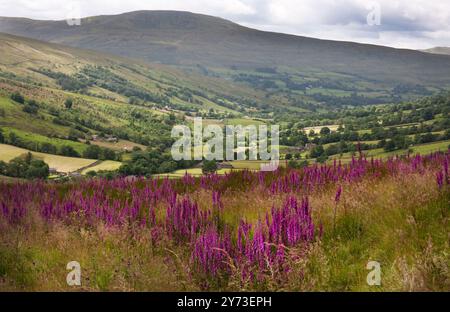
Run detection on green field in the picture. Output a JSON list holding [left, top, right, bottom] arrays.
[[0, 143, 96, 173], [81, 160, 122, 174], [154, 167, 233, 178], [304, 125, 340, 133], [90, 139, 147, 152], [329, 140, 450, 162], [1, 126, 88, 155], [224, 118, 266, 126]]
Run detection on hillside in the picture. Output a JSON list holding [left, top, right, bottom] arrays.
[[0, 32, 275, 175], [0, 21, 449, 178], [421, 47, 450, 56], [0, 31, 278, 123], [1, 10, 450, 87]]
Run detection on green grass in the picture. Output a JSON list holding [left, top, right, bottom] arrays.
[[1, 127, 88, 155], [224, 118, 266, 126], [408, 140, 450, 154], [90, 139, 146, 152], [328, 140, 450, 162], [81, 160, 122, 174], [227, 160, 270, 170], [0, 96, 69, 137], [304, 125, 340, 133]]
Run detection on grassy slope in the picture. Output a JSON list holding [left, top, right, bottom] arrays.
[[0, 32, 263, 114], [2, 11, 450, 86], [0, 159, 447, 291], [1, 126, 88, 155], [80, 160, 122, 174]]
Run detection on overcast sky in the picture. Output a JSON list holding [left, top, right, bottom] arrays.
[[0, 0, 449, 49]]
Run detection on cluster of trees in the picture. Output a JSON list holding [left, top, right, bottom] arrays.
[[34, 68, 88, 91], [83, 144, 117, 161], [282, 114, 449, 150], [80, 66, 169, 105], [36, 66, 171, 106], [281, 91, 450, 132], [380, 136, 411, 152], [308, 143, 358, 160], [392, 84, 432, 96], [10, 92, 40, 115], [8, 89, 178, 160], [0, 152, 49, 179], [3, 129, 117, 160], [10, 92, 25, 104], [118, 148, 197, 176], [380, 130, 450, 152], [233, 74, 278, 91], [309, 93, 387, 107], [202, 160, 218, 174], [5, 131, 81, 157], [287, 159, 309, 169]]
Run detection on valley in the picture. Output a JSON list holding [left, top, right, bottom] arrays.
[[0, 28, 449, 178]]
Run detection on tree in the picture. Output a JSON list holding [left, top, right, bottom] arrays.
[[64, 98, 73, 110], [384, 140, 396, 152], [10, 92, 24, 104], [86, 170, 97, 177], [8, 132, 19, 146], [325, 144, 340, 156], [25, 159, 49, 179], [101, 148, 116, 161], [3, 153, 49, 179], [443, 129, 450, 140], [39, 142, 57, 154], [28, 99, 38, 106], [0, 161, 7, 175], [421, 109, 433, 121], [320, 127, 331, 135], [0, 128, 4, 143], [159, 161, 177, 173], [83, 145, 101, 159], [59, 145, 80, 157], [202, 159, 218, 174], [5, 157, 27, 177], [68, 128, 83, 141], [23, 104, 38, 114], [310, 145, 325, 158], [316, 155, 329, 163]]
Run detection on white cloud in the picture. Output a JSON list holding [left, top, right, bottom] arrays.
[[0, 0, 448, 49]]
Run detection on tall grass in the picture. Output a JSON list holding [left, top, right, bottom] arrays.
[[0, 152, 448, 291]]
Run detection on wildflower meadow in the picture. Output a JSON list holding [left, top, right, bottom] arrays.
[[0, 152, 448, 291]]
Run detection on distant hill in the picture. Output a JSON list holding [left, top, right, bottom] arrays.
[[1, 10, 450, 86], [0, 31, 260, 112], [421, 47, 450, 56], [0, 32, 273, 147]]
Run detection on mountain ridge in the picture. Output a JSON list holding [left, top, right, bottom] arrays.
[[1, 10, 450, 86], [421, 47, 450, 56]]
